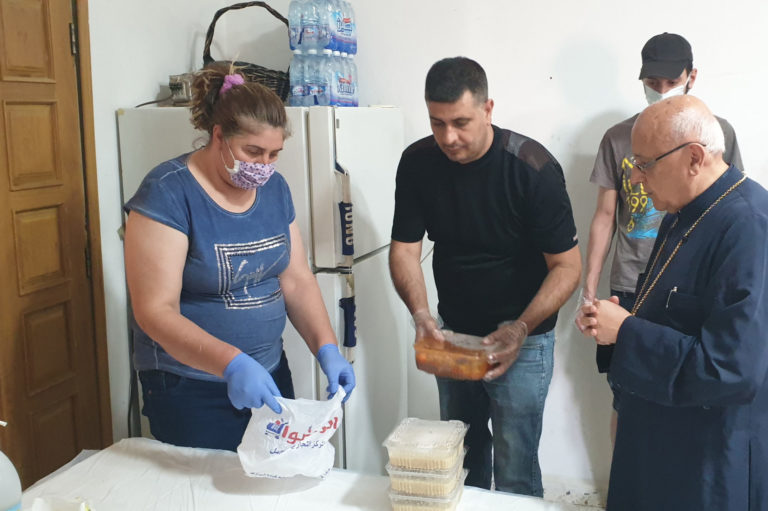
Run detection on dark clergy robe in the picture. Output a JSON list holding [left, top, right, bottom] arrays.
[[607, 166, 768, 510]]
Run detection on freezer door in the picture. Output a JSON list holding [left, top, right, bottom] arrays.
[[280, 107, 313, 265], [335, 107, 403, 260], [307, 107, 404, 269], [116, 106, 205, 203]]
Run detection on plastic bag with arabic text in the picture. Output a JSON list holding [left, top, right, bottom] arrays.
[[236, 389, 345, 478]]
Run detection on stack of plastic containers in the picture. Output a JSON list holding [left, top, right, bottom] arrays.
[[383, 418, 469, 511], [287, 0, 358, 107]]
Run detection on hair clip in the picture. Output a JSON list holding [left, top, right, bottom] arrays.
[[219, 73, 245, 96]]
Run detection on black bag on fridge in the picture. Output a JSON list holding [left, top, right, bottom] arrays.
[[202, 1, 290, 101]]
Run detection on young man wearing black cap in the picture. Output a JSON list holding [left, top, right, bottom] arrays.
[[576, 32, 743, 440]]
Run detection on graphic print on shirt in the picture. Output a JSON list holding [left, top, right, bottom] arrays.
[[621, 157, 664, 239], [215, 234, 288, 309]]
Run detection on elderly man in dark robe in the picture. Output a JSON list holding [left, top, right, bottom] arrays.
[[579, 95, 768, 510]]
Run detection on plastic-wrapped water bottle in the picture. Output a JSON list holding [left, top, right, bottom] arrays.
[[329, 53, 341, 106], [303, 50, 317, 105], [305, 51, 330, 106], [317, 0, 332, 51], [288, 0, 304, 51], [335, 0, 346, 52], [323, 0, 339, 52], [347, 54, 359, 106], [300, 0, 322, 52], [289, 51, 307, 106], [338, 1, 357, 54], [333, 54, 353, 106], [347, 1, 357, 55], [321, 49, 336, 105]]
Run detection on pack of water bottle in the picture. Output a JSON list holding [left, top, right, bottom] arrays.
[[288, 0, 358, 107], [290, 50, 358, 107], [288, 0, 357, 54]]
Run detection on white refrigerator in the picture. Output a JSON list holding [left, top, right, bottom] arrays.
[[116, 105, 411, 475]]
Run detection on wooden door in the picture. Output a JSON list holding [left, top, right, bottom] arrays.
[[0, 0, 105, 487]]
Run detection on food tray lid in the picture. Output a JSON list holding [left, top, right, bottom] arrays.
[[441, 330, 491, 351], [383, 418, 468, 451]]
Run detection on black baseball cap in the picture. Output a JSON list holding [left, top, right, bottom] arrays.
[[639, 33, 693, 80]]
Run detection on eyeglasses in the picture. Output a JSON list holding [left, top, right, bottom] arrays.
[[629, 141, 706, 173]]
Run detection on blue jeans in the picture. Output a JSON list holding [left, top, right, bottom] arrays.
[[139, 350, 295, 451], [436, 330, 555, 497]]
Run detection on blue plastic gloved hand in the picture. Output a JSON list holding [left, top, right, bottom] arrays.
[[222, 353, 282, 413], [316, 344, 355, 403]]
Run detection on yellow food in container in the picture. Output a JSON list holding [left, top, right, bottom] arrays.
[[388, 484, 465, 511], [383, 418, 468, 471], [386, 464, 468, 497]]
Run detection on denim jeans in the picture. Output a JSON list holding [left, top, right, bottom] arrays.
[[139, 350, 295, 451], [436, 330, 555, 497]]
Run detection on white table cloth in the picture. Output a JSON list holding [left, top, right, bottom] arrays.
[[22, 438, 599, 510]]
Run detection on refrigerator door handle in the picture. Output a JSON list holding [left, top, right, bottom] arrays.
[[335, 162, 354, 268], [339, 296, 356, 361], [339, 273, 356, 363]]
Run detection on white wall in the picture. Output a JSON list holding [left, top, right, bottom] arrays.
[[88, 0, 768, 500]]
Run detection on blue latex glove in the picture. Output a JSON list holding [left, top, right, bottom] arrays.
[[316, 344, 355, 402], [222, 353, 282, 413]]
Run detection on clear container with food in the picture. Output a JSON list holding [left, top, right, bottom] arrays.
[[383, 418, 468, 470], [388, 480, 465, 511], [386, 462, 468, 497], [414, 330, 493, 380]]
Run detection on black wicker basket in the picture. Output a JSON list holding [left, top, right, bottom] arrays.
[[202, 1, 290, 101]]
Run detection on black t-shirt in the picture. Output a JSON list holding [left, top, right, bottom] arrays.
[[391, 125, 578, 336]]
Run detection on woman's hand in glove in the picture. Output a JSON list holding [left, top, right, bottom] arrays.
[[223, 353, 283, 413], [317, 344, 356, 402]]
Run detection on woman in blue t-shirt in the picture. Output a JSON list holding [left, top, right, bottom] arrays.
[[123, 64, 355, 451]]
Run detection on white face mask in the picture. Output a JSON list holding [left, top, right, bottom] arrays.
[[220, 141, 276, 190], [643, 77, 690, 105]]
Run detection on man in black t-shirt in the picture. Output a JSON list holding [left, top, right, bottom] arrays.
[[389, 57, 581, 497]]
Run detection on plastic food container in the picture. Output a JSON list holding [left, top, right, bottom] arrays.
[[386, 463, 468, 497], [414, 330, 492, 380], [388, 482, 465, 511], [383, 418, 469, 470]]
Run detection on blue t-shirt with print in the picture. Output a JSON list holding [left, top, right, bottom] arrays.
[[124, 154, 295, 380]]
